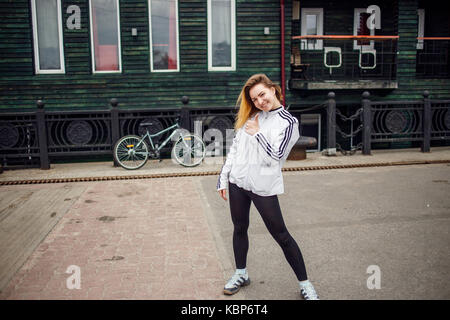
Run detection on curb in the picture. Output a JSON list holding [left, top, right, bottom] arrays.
[[1, 159, 449, 186]]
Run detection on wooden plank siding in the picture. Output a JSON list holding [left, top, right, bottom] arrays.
[[0, 0, 449, 112], [0, 1, 34, 76], [0, 0, 287, 111]]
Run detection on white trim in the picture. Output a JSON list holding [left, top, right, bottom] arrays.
[[148, 0, 180, 72], [292, 1, 300, 20], [89, 0, 122, 74], [207, 0, 236, 71], [417, 9, 425, 50], [300, 8, 323, 50], [31, 0, 65, 74], [353, 8, 374, 50]]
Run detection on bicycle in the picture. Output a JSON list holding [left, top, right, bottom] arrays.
[[113, 120, 206, 170]]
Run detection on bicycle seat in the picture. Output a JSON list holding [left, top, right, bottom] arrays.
[[139, 122, 154, 127]]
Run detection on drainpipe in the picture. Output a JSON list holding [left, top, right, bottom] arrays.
[[280, 0, 286, 106]]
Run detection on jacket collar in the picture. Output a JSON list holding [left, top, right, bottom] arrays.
[[261, 105, 284, 117], [269, 106, 284, 113]]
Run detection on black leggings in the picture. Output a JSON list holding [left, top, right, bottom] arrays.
[[228, 182, 308, 281]]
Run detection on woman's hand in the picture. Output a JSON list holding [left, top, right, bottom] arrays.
[[218, 189, 227, 201], [245, 113, 260, 136]]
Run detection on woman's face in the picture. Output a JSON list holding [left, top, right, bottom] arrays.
[[249, 83, 279, 112]]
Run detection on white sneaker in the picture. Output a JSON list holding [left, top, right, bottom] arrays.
[[300, 281, 319, 300], [223, 273, 250, 295]]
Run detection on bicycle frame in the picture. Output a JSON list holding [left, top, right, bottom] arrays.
[[136, 122, 181, 152]]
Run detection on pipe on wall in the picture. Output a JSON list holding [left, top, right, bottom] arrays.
[[280, 0, 286, 106]]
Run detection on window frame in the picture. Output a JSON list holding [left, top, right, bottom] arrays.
[[207, 0, 236, 72], [417, 9, 425, 50], [31, 0, 65, 74], [89, 0, 122, 74], [148, 0, 180, 72], [292, 1, 300, 20], [300, 8, 324, 50], [353, 8, 375, 50]]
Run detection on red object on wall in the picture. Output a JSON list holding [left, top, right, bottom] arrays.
[[168, 0, 177, 70], [96, 45, 118, 71], [280, 0, 286, 106]]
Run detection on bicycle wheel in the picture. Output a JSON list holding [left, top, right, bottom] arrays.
[[114, 135, 149, 170], [172, 134, 206, 167]]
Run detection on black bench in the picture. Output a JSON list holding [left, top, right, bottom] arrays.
[[287, 136, 317, 160]]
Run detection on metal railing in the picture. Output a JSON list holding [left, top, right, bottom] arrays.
[[416, 37, 450, 79], [324, 91, 450, 155], [0, 111, 40, 168], [0, 98, 236, 169], [291, 35, 398, 81], [2, 93, 449, 169]]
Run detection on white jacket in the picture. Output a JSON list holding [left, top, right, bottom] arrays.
[[217, 106, 299, 196]]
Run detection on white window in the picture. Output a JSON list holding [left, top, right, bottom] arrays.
[[31, 0, 65, 74], [149, 0, 179, 72], [89, 0, 122, 73], [353, 8, 375, 50], [208, 0, 236, 71], [300, 8, 323, 50], [417, 9, 425, 50]]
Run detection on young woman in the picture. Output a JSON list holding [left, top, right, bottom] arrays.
[[217, 74, 319, 300]]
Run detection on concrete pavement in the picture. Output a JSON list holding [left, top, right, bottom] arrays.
[[200, 164, 450, 299], [0, 147, 449, 299], [0, 178, 230, 300], [1, 146, 450, 182]]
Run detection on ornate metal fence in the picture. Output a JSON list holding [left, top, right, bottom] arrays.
[[430, 100, 450, 141], [370, 102, 424, 142], [324, 91, 450, 155], [46, 110, 112, 156], [0, 112, 40, 168], [0, 98, 236, 170], [1, 92, 449, 170]]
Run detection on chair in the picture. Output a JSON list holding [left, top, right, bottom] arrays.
[[323, 47, 342, 75], [359, 48, 377, 69], [291, 45, 310, 79]]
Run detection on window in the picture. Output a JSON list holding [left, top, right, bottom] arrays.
[[149, 0, 179, 72], [354, 8, 375, 50], [417, 9, 425, 50], [208, 0, 236, 71], [89, 0, 122, 73], [31, 0, 65, 74], [300, 8, 323, 50]]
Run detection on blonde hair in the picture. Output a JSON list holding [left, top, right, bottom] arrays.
[[234, 74, 282, 129]]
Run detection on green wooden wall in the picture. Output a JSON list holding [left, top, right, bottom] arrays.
[[0, 0, 449, 112], [0, 0, 286, 110]]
